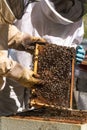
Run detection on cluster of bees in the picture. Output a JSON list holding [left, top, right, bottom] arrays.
[[19, 106, 87, 123], [32, 44, 75, 108]]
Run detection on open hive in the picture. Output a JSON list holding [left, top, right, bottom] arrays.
[[31, 43, 76, 109], [15, 106, 87, 124], [12, 44, 87, 125], [11, 44, 87, 125]]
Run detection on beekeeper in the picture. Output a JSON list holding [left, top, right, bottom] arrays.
[[0, 0, 46, 89], [15, 0, 87, 109], [0, 0, 47, 116], [75, 39, 87, 110]]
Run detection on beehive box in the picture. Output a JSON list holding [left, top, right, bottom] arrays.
[[4, 106, 87, 130], [31, 43, 76, 109], [14, 106, 87, 124], [1, 115, 87, 130]]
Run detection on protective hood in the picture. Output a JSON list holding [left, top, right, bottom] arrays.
[[40, 0, 84, 25]]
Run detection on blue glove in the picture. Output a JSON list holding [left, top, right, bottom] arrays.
[[76, 45, 85, 64]]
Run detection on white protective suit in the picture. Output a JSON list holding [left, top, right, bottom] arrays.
[[16, 0, 84, 47], [11, 0, 84, 111]]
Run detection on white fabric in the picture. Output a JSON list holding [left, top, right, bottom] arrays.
[[16, 1, 84, 48]]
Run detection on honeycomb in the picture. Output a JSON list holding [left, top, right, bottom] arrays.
[[31, 44, 75, 108]]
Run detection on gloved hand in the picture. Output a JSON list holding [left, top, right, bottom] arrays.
[[0, 55, 43, 89], [8, 31, 46, 54], [7, 64, 43, 88], [76, 45, 85, 64], [21, 34, 46, 54], [19, 69, 43, 88]]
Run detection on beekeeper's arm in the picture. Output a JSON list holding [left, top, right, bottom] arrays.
[[0, 24, 42, 88], [8, 25, 46, 54]]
